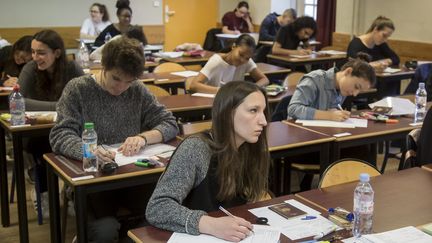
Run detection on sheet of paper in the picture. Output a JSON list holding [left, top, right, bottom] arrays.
[[383, 67, 401, 73], [144, 44, 163, 51], [290, 54, 312, 59], [191, 93, 216, 98], [154, 51, 184, 58], [171, 70, 199, 77], [216, 33, 241, 39], [343, 226, 432, 243], [26, 111, 58, 122], [319, 50, 347, 55], [167, 225, 280, 243], [369, 97, 416, 116], [104, 143, 176, 166], [280, 215, 339, 240], [295, 118, 368, 128], [249, 199, 322, 228], [0, 87, 13, 91]]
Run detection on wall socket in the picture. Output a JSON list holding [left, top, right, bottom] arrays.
[[153, 1, 160, 7]]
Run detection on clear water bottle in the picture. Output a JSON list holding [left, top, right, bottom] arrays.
[[104, 32, 112, 43], [82, 122, 98, 172], [9, 84, 26, 126], [353, 173, 374, 238], [78, 40, 89, 69], [414, 82, 427, 123]]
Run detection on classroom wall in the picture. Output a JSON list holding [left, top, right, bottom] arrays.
[[0, 0, 163, 27], [336, 0, 432, 43], [218, 0, 271, 26]]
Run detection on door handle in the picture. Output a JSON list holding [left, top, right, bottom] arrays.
[[165, 5, 176, 23]]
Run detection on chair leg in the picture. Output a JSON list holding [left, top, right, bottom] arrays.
[[34, 158, 43, 225], [300, 173, 314, 192], [9, 167, 15, 203], [381, 141, 390, 173], [61, 186, 69, 243], [283, 159, 292, 195]]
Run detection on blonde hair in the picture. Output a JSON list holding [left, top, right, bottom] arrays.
[[367, 16, 395, 33]]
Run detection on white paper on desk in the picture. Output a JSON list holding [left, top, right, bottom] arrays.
[[144, 44, 163, 51], [280, 215, 339, 240], [319, 50, 347, 55], [171, 71, 199, 77], [167, 225, 280, 243], [295, 118, 368, 128], [290, 54, 312, 59], [248, 199, 321, 228], [153, 51, 184, 58], [216, 33, 241, 39], [0, 86, 13, 91], [26, 111, 58, 122], [369, 97, 416, 116], [342, 226, 432, 243], [191, 93, 216, 98], [104, 143, 175, 166], [383, 67, 401, 73]]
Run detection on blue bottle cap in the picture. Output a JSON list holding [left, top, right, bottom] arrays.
[[359, 173, 370, 182]]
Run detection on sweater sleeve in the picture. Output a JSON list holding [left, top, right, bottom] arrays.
[[347, 37, 364, 59], [379, 42, 400, 65], [49, 79, 84, 160], [146, 136, 211, 235], [287, 77, 320, 120], [141, 85, 178, 141]]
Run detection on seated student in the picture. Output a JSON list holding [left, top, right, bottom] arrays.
[[347, 16, 399, 72], [288, 53, 376, 121], [417, 107, 432, 166], [90, 25, 147, 60], [190, 34, 269, 94], [0, 35, 32, 87], [50, 36, 178, 242], [272, 16, 317, 56], [146, 81, 270, 242], [94, 0, 132, 47], [222, 1, 254, 34], [259, 8, 297, 42], [16, 29, 84, 216], [80, 3, 111, 40]]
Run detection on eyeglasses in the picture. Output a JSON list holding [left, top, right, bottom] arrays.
[[90, 10, 100, 14]]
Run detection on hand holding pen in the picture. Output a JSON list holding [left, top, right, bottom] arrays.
[[330, 104, 351, 122], [95, 145, 116, 164]]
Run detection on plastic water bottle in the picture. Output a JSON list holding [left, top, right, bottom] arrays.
[[82, 122, 98, 172], [353, 173, 374, 238], [78, 40, 89, 69], [9, 84, 26, 126], [414, 82, 427, 123], [104, 32, 112, 43]]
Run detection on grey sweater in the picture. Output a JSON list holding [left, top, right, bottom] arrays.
[[18, 60, 84, 111], [49, 75, 178, 160], [146, 136, 212, 235]]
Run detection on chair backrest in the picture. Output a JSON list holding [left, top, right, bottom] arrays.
[[179, 120, 212, 136], [184, 76, 195, 94], [153, 62, 186, 73], [271, 95, 292, 122], [283, 72, 305, 87], [146, 84, 170, 97], [319, 159, 381, 188]]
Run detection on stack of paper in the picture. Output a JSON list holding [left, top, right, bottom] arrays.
[[295, 118, 368, 128], [369, 97, 416, 116], [171, 71, 199, 77], [104, 143, 176, 166], [167, 225, 280, 243], [342, 226, 432, 243]]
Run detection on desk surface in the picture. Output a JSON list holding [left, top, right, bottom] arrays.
[[0, 118, 54, 132], [267, 53, 346, 63], [160, 51, 214, 64], [296, 167, 432, 232], [127, 195, 328, 243], [375, 69, 415, 78]]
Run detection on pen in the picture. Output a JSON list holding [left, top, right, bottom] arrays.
[[100, 145, 116, 163], [219, 206, 254, 234], [301, 215, 317, 220], [337, 104, 343, 111], [313, 226, 337, 240]]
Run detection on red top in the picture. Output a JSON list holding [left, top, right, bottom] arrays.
[[221, 11, 251, 33]]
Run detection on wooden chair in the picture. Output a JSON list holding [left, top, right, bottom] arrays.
[[153, 62, 186, 73], [283, 72, 305, 87], [179, 120, 212, 136], [146, 84, 170, 97], [319, 158, 381, 188]]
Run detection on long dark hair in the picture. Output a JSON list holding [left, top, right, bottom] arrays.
[[203, 81, 270, 202], [91, 3, 110, 22], [292, 16, 317, 38], [4, 35, 32, 76], [33, 30, 67, 100]]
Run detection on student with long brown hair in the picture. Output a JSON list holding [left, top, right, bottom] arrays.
[[0, 35, 32, 87], [146, 81, 270, 242]]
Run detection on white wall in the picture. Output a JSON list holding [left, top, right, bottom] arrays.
[[0, 0, 163, 27], [218, 0, 271, 25], [336, 0, 432, 43], [271, 0, 296, 14]]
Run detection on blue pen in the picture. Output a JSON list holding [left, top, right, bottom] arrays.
[[301, 215, 317, 220]]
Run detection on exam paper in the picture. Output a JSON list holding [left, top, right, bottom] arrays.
[[154, 52, 184, 58], [191, 93, 216, 98], [342, 226, 432, 243], [167, 225, 280, 243], [104, 143, 176, 166], [319, 50, 347, 55], [383, 67, 401, 74], [295, 118, 368, 128], [171, 71, 199, 77], [369, 97, 416, 116]]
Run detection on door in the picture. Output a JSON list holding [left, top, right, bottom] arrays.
[[163, 0, 218, 51]]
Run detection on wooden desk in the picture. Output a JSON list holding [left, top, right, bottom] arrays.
[[296, 167, 432, 232], [127, 195, 330, 243], [0, 120, 55, 243], [160, 51, 214, 67], [375, 69, 415, 98], [44, 139, 180, 243], [267, 53, 347, 71], [285, 115, 421, 165]]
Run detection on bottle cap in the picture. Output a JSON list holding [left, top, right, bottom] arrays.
[[419, 82, 425, 89], [12, 84, 20, 92], [359, 173, 370, 182], [84, 122, 94, 129]]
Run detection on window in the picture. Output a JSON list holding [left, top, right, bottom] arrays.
[[304, 0, 317, 19]]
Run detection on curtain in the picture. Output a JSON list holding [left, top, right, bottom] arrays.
[[316, 0, 337, 48]]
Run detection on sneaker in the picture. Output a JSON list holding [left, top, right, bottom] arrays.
[[30, 188, 49, 219]]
